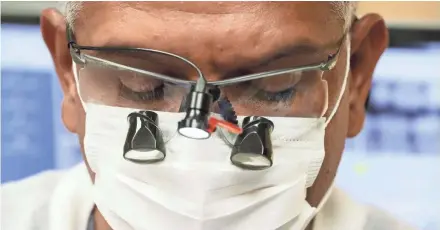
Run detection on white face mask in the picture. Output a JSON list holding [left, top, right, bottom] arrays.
[[75, 38, 350, 230]]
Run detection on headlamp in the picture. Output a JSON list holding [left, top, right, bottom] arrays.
[[177, 75, 241, 139], [177, 84, 214, 139]]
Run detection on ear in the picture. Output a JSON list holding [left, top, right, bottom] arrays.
[[41, 8, 78, 133], [347, 14, 389, 137]]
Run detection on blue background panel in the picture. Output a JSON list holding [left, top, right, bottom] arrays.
[[1, 69, 54, 182], [1, 23, 82, 183]]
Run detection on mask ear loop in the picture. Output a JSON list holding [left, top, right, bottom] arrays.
[[72, 62, 89, 113], [301, 180, 336, 230], [281, 35, 351, 143], [324, 34, 351, 128], [301, 36, 352, 228], [316, 179, 336, 212]]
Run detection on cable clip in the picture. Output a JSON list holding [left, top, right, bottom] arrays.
[[207, 117, 242, 134]]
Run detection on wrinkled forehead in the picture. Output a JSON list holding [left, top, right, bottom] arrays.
[[73, 2, 345, 71]]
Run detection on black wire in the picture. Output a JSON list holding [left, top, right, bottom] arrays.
[[218, 97, 238, 125]]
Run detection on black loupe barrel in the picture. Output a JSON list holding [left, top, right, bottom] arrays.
[[123, 111, 166, 163], [231, 116, 274, 170]]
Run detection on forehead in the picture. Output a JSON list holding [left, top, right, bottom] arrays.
[[75, 2, 343, 44], [73, 2, 344, 71]]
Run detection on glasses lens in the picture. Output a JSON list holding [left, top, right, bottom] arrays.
[[218, 69, 328, 118], [76, 49, 198, 142], [215, 38, 350, 145], [211, 68, 327, 145]]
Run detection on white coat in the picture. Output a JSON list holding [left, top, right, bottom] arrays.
[[1, 163, 417, 230]]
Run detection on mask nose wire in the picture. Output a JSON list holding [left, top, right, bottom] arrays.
[[324, 35, 351, 128]]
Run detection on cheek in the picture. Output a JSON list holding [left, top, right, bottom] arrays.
[[323, 84, 350, 171], [306, 90, 350, 206], [324, 45, 349, 116], [75, 95, 96, 180]]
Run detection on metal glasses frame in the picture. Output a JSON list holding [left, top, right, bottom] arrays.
[[67, 24, 344, 87]]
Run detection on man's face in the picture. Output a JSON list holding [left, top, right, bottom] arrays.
[[41, 2, 388, 206]]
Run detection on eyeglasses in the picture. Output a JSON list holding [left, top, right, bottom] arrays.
[[67, 24, 344, 87], [67, 24, 347, 142]]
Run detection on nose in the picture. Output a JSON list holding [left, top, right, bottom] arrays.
[[187, 71, 224, 83], [183, 53, 224, 83]]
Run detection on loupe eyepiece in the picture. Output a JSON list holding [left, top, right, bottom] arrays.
[[230, 116, 274, 170], [123, 111, 166, 163]]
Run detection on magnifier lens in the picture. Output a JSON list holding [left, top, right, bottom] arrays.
[[124, 149, 165, 162], [231, 153, 272, 170], [229, 116, 274, 170], [123, 111, 166, 163]]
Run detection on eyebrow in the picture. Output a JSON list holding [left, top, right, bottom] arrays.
[[84, 48, 171, 67], [78, 35, 342, 72], [251, 38, 341, 68]]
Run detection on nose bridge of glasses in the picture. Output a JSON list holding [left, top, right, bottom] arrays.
[[184, 68, 224, 83]]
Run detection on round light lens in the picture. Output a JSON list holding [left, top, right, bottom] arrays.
[[178, 127, 210, 139]]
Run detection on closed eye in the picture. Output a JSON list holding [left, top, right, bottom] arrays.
[[255, 87, 296, 102], [119, 83, 165, 102]]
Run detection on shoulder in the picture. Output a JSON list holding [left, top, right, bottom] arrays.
[[314, 187, 418, 230], [1, 169, 67, 230], [364, 205, 418, 230]]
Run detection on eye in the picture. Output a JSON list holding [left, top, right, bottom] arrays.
[[256, 87, 296, 102], [117, 72, 165, 102], [229, 81, 297, 104], [119, 83, 165, 102], [249, 72, 301, 103]]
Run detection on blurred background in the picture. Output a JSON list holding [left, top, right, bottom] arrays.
[[1, 1, 439, 229]]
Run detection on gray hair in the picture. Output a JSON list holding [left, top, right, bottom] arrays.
[[58, 1, 81, 29], [59, 1, 357, 31], [331, 1, 358, 30]]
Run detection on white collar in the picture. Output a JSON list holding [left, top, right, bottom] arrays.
[[48, 163, 94, 230], [313, 188, 368, 230]]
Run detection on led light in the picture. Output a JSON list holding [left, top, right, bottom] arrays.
[[230, 116, 274, 170], [178, 89, 213, 139], [178, 127, 210, 139], [123, 111, 166, 163]]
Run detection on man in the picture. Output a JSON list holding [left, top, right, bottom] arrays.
[[1, 2, 416, 230]]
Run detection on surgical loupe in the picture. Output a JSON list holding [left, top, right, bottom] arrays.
[[230, 116, 275, 170], [67, 22, 343, 169], [123, 111, 166, 163]]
